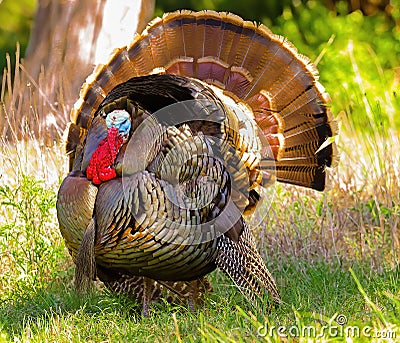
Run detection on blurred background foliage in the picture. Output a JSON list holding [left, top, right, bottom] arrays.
[[0, 0, 399, 129], [0, 0, 36, 76]]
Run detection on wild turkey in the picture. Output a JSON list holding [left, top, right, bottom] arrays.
[[56, 10, 337, 314]]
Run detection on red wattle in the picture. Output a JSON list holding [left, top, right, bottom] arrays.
[[86, 127, 123, 185], [99, 168, 116, 182]]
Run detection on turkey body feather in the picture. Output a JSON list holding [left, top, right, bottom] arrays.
[[56, 10, 337, 314]]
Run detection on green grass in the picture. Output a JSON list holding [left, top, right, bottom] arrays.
[[0, 252, 398, 341], [1, 2, 400, 342]]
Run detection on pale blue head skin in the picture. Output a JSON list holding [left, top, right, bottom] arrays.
[[106, 110, 131, 138]]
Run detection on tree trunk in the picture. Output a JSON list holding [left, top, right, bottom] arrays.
[[1, 0, 155, 142]]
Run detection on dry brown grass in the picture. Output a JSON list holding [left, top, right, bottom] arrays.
[[261, 124, 399, 271]]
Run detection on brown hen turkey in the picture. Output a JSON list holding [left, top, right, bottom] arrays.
[[56, 10, 337, 315]]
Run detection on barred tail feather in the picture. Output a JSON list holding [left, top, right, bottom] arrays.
[[215, 223, 280, 307]]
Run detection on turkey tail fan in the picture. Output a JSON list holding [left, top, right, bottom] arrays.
[[69, 10, 337, 190]]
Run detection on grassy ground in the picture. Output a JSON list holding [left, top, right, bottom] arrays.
[[1, 4, 399, 342]]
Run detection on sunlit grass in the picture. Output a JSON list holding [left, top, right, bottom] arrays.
[[0, 4, 399, 341]]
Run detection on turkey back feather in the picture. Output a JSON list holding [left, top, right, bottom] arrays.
[[68, 10, 337, 191]]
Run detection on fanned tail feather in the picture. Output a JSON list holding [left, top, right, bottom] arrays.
[[69, 10, 337, 191]]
